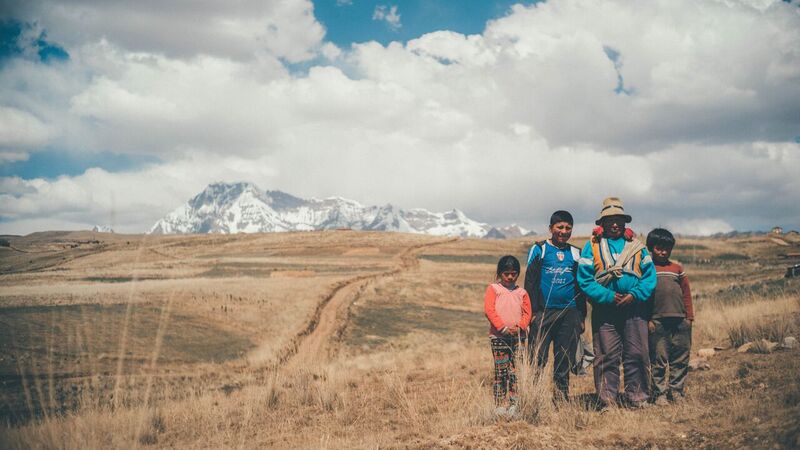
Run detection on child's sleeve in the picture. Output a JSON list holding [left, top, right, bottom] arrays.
[[678, 264, 694, 320], [484, 285, 506, 331], [519, 290, 532, 329], [577, 241, 616, 304]]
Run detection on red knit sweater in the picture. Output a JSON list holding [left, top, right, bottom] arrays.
[[648, 260, 693, 320]]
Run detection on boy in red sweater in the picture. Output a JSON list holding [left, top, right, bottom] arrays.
[[645, 228, 693, 405]]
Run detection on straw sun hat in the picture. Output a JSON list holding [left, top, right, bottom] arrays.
[[595, 197, 632, 225]]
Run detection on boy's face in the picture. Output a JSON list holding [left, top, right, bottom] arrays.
[[550, 221, 573, 246], [651, 245, 672, 263], [500, 270, 519, 286], [601, 216, 626, 238]]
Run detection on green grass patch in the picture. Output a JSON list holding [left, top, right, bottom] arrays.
[[709, 278, 800, 305], [81, 276, 164, 283], [0, 303, 253, 378], [716, 252, 750, 261], [0, 304, 253, 424], [674, 243, 709, 251], [197, 262, 379, 278], [344, 303, 484, 349]]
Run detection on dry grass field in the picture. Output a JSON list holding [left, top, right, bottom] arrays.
[[1, 230, 799, 449]]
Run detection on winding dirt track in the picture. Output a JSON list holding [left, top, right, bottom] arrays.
[[281, 238, 457, 371]]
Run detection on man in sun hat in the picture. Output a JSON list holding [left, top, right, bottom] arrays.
[[577, 197, 657, 410]]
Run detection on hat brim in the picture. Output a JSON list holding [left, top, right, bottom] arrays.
[[595, 214, 632, 225]]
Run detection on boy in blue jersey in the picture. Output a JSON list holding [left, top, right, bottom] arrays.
[[577, 197, 656, 410], [524, 210, 586, 400]]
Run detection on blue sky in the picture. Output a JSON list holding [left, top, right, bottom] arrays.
[[314, 0, 540, 48], [0, 19, 68, 64], [0, 149, 157, 179]]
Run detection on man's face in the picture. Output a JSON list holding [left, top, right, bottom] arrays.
[[601, 216, 626, 238], [550, 221, 573, 246]]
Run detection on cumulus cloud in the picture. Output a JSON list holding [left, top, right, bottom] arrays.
[[3, 0, 325, 63], [373, 5, 402, 31], [0, 152, 29, 163], [1, 0, 799, 234], [663, 219, 735, 237], [0, 154, 281, 233], [0, 106, 53, 149]]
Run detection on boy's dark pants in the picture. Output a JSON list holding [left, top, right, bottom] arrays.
[[528, 308, 580, 399], [592, 303, 650, 405], [649, 317, 692, 399]]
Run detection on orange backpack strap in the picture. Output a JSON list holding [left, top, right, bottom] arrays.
[[591, 239, 603, 274], [632, 250, 642, 276]]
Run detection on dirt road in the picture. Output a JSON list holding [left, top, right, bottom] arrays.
[[280, 238, 456, 371]]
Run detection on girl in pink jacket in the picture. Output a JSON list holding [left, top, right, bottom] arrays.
[[484, 255, 532, 416]]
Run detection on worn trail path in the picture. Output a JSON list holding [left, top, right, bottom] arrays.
[[280, 238, 456, 371]]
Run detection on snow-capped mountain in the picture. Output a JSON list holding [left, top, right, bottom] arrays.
[[150, 182, 494, 237], [482, 224, 535, 240]]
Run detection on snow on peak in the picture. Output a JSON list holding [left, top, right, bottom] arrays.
[[150, 182, 499, 237]]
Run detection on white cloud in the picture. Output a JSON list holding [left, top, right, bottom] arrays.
[[0, 155, 281, 233], [663, 219, 735, 237], [321, 42, 343, 61], [1, 0, 799, 235], [373, 5, 402, 31], [0, 106, 52, 149], [6, 0, 325, 63], [0, 152, 29, 163]]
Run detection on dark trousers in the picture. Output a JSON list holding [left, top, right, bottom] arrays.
[[649, 317, 692, 399], [528, 308, 580, 398], [592, 303, 650, 405]]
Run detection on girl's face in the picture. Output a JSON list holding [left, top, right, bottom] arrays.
[[499, 270, 519, 286]]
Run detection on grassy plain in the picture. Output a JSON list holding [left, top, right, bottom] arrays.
[[0, 230, 798, 448]]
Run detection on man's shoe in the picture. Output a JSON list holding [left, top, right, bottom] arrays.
[[628, 400, 652, 409], [506, 405, 519, 418], [598, 402, 615, 413], [671, 391, 686, 403]]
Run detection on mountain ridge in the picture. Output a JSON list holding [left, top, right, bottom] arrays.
[[150, 182, 498, 237]]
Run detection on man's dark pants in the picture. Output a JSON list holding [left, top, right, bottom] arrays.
[[592, 302, 650, 405], [649, 317, 691, 399], [528, 308, 580, 399]]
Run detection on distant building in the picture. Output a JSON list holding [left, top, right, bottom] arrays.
[[772, 226, 783, 235]]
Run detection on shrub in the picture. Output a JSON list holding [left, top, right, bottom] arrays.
[[727, 316, 793, 348], [716, 252, 750, 261]]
